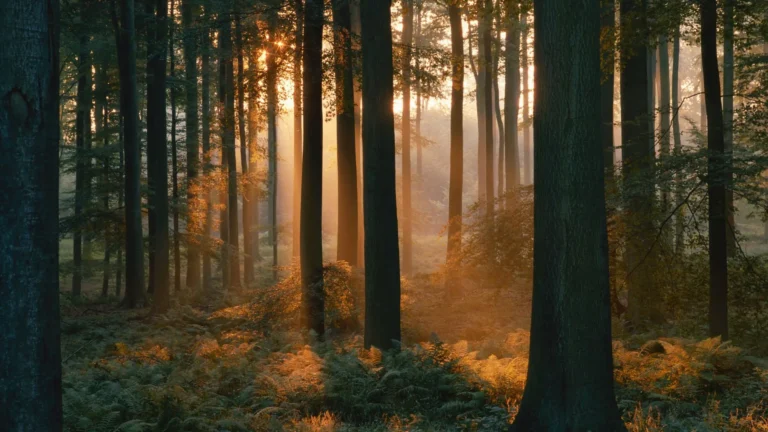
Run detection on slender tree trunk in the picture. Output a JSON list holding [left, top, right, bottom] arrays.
[[201, 4, 213, 290], [116, 117, 124, 297], [361, 0, 401, 350], [621, 0, 660, 327], [469, 17, 487, 204], [183, 0, 201, 289], [351, 0, 364, 267], [170, 0, 181, 294], [235, 15, 253, 283], [246, 39, 262, 263], [415, 5, 423, 180], [446, 0, 464, 290], [701, 0, 728, 340], [511, 0, 625, 427], [145, 0, 156, 296], [724, 0, 735, 256], [147, 0, 170, 311], [217, 6, 230, 290], [521, 14, 531, 185], [73, 24, 91, 298], [267, 12, 278, 279], [301, 0, 325, 336], [401, 0, 414, 275], [334, 0, 358, 267], [672, 28, 684, 253], [0, 0, 63, 427], [96, 60, 111, 297], [481, 0, 494, 215], [293, 0, 304, 260], [113, 0, 146, 307], [493, 12, 505, 199], [659, 36, 671, 214], [504, 0, 520, 195]]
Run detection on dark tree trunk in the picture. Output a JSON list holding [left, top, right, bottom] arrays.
[[511, 0, 624, 428], [504, 1, 520, 195], [201, 3, 213, 290], [468, 17, 487, 204], [482, 0, 494, 215], [235, 15, 253, 283], [723, 0, 735, 256], [415, 5, 423, 181], [246, 40, 262, 263], [95, 60, 111, 297], [116, 115, 124, 296], [293, 0, 304, 260], [170, 0, 181, 294], [672, 29, 683, 253], [401, 0, 413, 275], [333, 0, 358, 267], [521, 14, 531, 185], [659, 36, 671, 213], [446, 1, 464, 289], [621, 0, 660, 327], [0, 0, 63, 427], [361, 0, 401, 350], [113, 0, 147, 308], [146, 0, 170, 312], [701, 0, 728, 340], [183, 0, 201, 289], [267, 12, 278, 279], [351, 0, 364, 267], [301, 0, 325, 336], [493, 13, 505, 199], [73, 21, 91, 298]]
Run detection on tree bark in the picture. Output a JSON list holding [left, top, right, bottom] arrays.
[[511, 0, 624, 427], [701, 0, 728, 340], [504, 0, 520, 195], [183, 0, 201, 290], [521, 13, 531, 185], [95, 60, 111, 297], [351, 0, 365, 267], [334, 0, 358, 267], [401, 0, 414, 275], [301, 0, 325, 336], [170, 0, 181, 294], [446, 0, 464, 290], [481, 0, 494, 215], [267, 11, 279, 279], [73, 18, 91, 298], [659, 36, 671, 214], [361, 0, 401, 350], [723, 0, 735, 256], [293, 0, 303, 260], [672, 28, 684, 253], [201, 3, 213, 290], [235, 15, 253, 283], [493, 12, 505, 199], [0, 0, 63, 427]]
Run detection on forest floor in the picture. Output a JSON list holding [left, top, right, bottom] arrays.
[[59, 239, 768, 431]]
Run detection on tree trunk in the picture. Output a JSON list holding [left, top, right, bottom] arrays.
[[96, 60, 111, 297], [361, 0, 401, 350], [235, 15, 253, 283], [481, 0, 494, 215], [521, 13, 531, 185], [659, 36, 671, 214], [351, 0, 365, 267], [701, 0, 728, 340], [0, 0, 63, 427], [293, 0, 303, 260], [183, 0, 201, 290], [170, 0, 181, 294], [470, 17, 488, 204], [301, 0, 325, 336], [201, 2, 213, 290], [672, 28, 684, 253], [246, 36, 262, 263], [493, 12, 505, 199], [723, 0, 735, 256], [504, 0, 520, 195], [401, 0, 413, 275], [73, 23, 91, 298], [415, 5, 423, 180], [113, 0, 146, 307], [511, 0, 624, 427], [621, 0, 660, 327], [146, 0, 170, 311], [446, 0, 464, 290], [334, 0, 358, 267], [267, 12, 279, 279]]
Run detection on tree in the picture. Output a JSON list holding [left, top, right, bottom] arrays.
[[201, 1, 214, 290], [293, 0, 303, 260], [147, 0, 171, 311], [723, 0, 735, 256], [361, 0, 401, 350], [504, 0, 520, 194], [350, 0, 365, 267], [235, 14, 254, 283], [183, 0, 201, 290], [333, 0, 358, 266], [701, 0, 728, 340], [521, 11, 531, 185], [95, 57, 111, 297], [113, 0, 146, 308], [267, 10, 279, 279], [170, 0, 181, 294], [0, 0, 63, 427], [672, 26, 683, 253], [446, 0, 464, 288], [301, 0, 325, 336], [401, 0, 414, 275], [480, 0, 494, 214], [511, 0, 624, 427]]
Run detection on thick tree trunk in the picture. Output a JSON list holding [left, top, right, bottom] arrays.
[[146, 0, 170, 311], [504, 1, 520, 195], [267, 12, 279, 279], [0, 0, 63, 427], [401, 0, 414, 275], [114, 0, 146, 307], [701, 0, 729, 340], [446, 1, 464, 290], [521, 14, 531, 185], [361, 0, 401, 350], [235, 16, 253, 283], [621, 0, 660, 327], [201, 5, 213, 290], [183, 0, 201, 290], [301, 0, 325, 336], [334, 0, 358, 267], [293, 0, 303, 260], [724, 0, 735, 256], [511, 0, 624, 427]]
